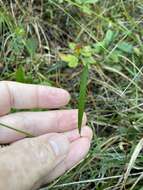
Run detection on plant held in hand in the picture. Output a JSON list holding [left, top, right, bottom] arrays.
[[78, 64, 89, 134]]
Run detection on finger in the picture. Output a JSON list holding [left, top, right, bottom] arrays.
[[65, 126, 92, 142], [0, 110, 87, 143], [0, 81, 70, 115], [43, 126, 92, 183], [0, 133, 70, 190]]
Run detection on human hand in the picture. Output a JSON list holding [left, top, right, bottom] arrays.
[[0, 81, 92, 190]]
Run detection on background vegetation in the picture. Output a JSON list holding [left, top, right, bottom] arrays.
[[0, 0, 143, 189]]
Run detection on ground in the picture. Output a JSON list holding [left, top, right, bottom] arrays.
[[0, 0, 143, 190]]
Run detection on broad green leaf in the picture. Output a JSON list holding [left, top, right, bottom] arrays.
[[78, 64, 89, 134], [68, 57, 79, 68], [82, 56, 96, 65], [103, 29, 115, 47], [15, 66, 25, 83], [117, 42, 133, 54], [81, 45, 92, 57], [93, 30, 114, 53], [69, 42, 76, 50], [93, 41, 106, 53], [59, 54, 79, 68]]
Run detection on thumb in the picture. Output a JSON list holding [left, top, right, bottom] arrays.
[[0, 134, 69, 190]]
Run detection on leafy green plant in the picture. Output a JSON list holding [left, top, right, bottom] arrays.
[[60, 29, 134, 69], [59, 29, 134, 133], [60, 43, 93, 134], [1, 0, 143, 189], [59, 42, 96, 68]]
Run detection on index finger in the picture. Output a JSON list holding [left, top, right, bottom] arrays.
[[0, 81, 70, 115]]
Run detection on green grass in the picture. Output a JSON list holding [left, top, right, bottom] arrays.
[[1, 0, 143, 189]]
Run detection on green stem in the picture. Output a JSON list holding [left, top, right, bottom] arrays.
[[0, 122, 34, 138]]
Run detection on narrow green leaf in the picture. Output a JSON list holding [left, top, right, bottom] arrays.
[[78, 64, 89, 134], [15, 66, 25, 82], [103, 29, 115, 47], [0, 122, 34, 138], [117, 42, 133, 54]]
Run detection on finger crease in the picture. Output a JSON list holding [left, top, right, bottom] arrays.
[[4, 82, 14, 109], [36, 86, 40, 108], [55, 111, 60, 130]]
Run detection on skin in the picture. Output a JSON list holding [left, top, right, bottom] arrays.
[[0, 81, 93, 190]]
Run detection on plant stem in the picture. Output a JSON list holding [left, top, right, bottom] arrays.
[[0, 122, 34, 137]]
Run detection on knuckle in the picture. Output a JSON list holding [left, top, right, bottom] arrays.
[[0, 81, 12, 115]]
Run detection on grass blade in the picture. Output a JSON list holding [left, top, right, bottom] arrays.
[[0, 122, 34, 138], [78, 64, 89, 134], [122, 138, 143, 188]]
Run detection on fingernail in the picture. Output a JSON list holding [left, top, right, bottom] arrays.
[[49, 134, 69, 156]]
